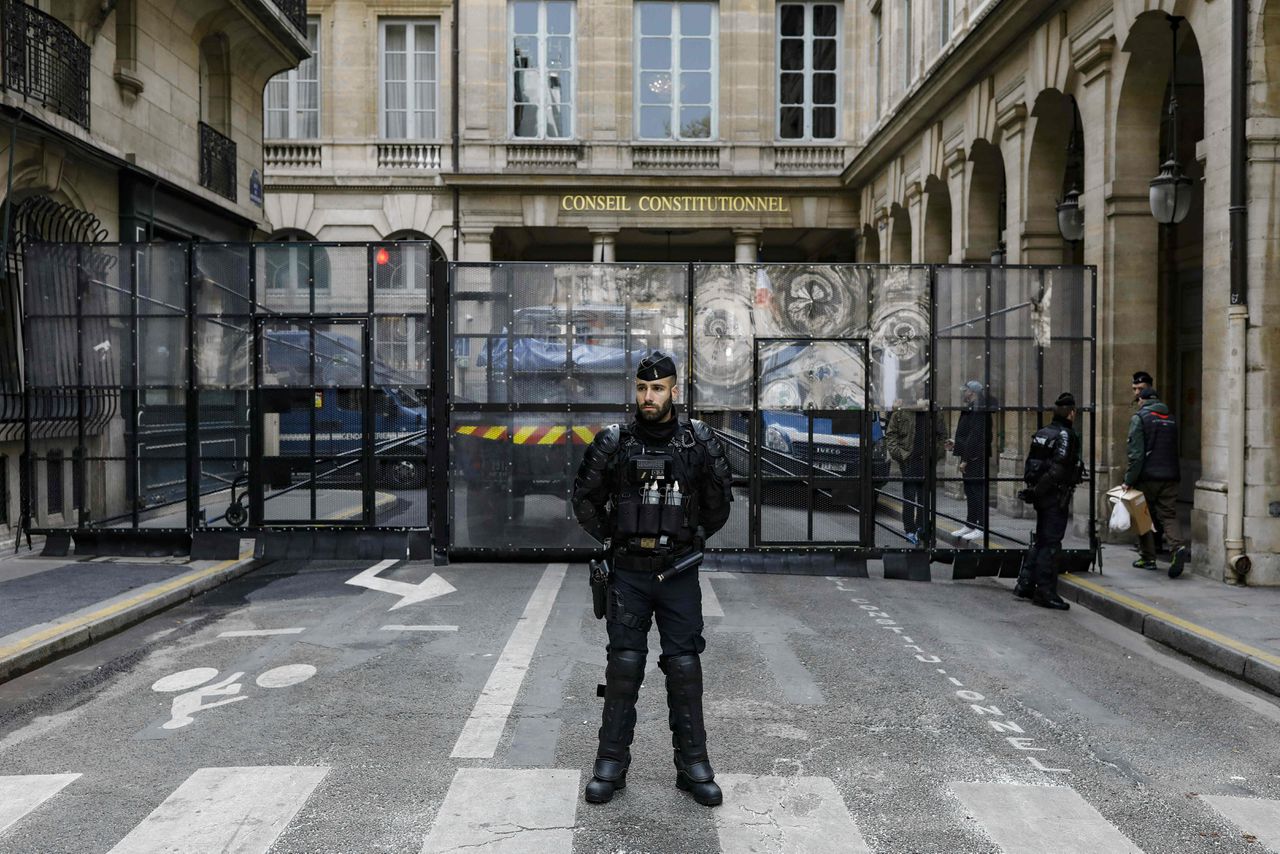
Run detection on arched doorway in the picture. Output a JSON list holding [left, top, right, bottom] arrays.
[[1115, 13, 1205, 512], [922, 177, 952, 263], [965, 140, 1005, 261], [1026, 90, 1085, 265], [888, 203, 912, 263]]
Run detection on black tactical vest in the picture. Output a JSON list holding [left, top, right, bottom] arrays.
[[611, 420, 701, 550]]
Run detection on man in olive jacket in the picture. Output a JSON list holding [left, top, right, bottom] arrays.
[[1124, 387, 1187, 577], [885, 399, 946, 545]]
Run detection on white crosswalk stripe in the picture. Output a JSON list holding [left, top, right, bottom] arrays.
[[715, 774, 871, 853], [452, 563, 568, 759], [1202, 795, 1280, 852], [107, 765, 328, 854], [0, 773, 81, 835], [420, 768, 579, 854], [952, 782, 1143, 854]]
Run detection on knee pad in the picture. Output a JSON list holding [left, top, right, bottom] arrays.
[[606, 649, 646, 694]]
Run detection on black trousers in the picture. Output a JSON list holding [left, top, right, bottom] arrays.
[[902, 480, 923, 534], [606, 565, 705, 660], [963, 476, 985, 526], [1029, 503, 1070, 593]]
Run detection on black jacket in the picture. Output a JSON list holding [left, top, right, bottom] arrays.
[[571, 416, 733, 546], [953, 400, 993, 468]]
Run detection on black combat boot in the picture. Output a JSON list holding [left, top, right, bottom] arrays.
[[1013, 540, 1036, 599], [662, 654, 722, 807], [584, 648, 645, 804], [1031, 545, 1070, 611]]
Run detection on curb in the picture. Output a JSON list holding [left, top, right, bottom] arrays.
[[1059, 573, 1280, 698], [0, 554, 259, 685]]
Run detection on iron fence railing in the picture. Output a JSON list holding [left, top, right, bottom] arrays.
[[199, 121, 237, 202], [0, 0, 90, 130], [271, 0, 307, 34]]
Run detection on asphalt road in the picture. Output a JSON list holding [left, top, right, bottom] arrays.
[[1, 559, 1278, 853]]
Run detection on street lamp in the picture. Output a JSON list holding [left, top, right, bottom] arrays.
[[1056, 97, 1085, 243], [1149, 15, 1194, 226], [1056, 188, 1084, 243]]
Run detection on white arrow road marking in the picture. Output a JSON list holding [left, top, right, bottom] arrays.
[[346, 559, 456, 611]]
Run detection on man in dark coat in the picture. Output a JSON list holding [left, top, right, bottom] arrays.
[[1016, 392, 1084, 610], [947, 380, 993, 541], [1125, 387, 1187, 577], [572, 351, 733, 807], [885, 398, 946, 545]]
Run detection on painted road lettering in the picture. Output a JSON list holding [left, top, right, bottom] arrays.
[[835, 580, 1071, 775]]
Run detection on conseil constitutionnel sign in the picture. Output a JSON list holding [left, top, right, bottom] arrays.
[[559, 194, 792, 213]]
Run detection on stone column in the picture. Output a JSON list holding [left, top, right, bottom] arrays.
[[733, 229, 761, 263], [944, 146, 967, 263], [460, 227, 493, 262], [994, 101, 1030, 514], [591, 230, 618, 263], [904, 180, 923, 263], [996, 102, 1028, 264]]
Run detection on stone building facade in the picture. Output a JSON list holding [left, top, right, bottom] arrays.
[[263, 0, 1279, 585], [0, 0, 309, 543]]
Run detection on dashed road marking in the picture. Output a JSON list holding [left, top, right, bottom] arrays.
[[0, 773, 80, 835], [1202, 795, 1280, 851], [952, 782, 1142, 853], [420, 768, 578, 853], [715, 774, 871, 853]]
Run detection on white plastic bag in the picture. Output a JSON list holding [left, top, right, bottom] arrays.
[[1109, 497, 1131, 533]]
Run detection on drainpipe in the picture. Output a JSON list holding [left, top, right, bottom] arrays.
[[1225, 0, 1251, 582], [450, 0, 460, 261]]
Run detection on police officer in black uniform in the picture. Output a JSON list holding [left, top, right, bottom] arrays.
[[572, 350, 733, 807], [1016, 392, 1084, 610]]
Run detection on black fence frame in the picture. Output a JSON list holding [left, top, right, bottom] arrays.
[[19, 251, 1097, 574]]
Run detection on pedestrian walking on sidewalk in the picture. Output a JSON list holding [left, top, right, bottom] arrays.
[[1131, 371, 1154, 411], [886, 398, 946, 546], [571, 350, 733, 807], [946, 380, 993, 541], [1016, 392, 1084, 610], [1125, 387, 1188, 577]]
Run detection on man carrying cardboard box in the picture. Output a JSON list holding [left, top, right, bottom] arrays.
[[1124, 387, 1188, 577]]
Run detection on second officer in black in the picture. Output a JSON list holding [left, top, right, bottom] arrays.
[[1017, 392, 1084, 610], [572, 350, 733, 807]]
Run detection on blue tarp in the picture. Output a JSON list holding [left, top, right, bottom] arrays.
[[475, 336, 650, 373]]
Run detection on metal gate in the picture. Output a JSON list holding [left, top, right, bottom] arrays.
[[19, 250, 1096, 572], [20, 241, 440, 556], [444, 261, 1097, 578]]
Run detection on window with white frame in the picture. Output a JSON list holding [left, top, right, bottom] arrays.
[[265, 18, 320, 139], [635, 2, 716, 140], [511, 1, 575, 139], [778, 3, 839, 140], [381, 20, 438, 139]]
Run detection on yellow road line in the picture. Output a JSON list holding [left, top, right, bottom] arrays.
[[1061, 573, 1280, 668], [0, 552, 254, 661]]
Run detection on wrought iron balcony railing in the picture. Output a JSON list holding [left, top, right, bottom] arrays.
[[0, 0, 90, 130], [271, 0, 306, 34], [199, 121, 237, 202]]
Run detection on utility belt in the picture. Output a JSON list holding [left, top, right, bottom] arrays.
[[612, 537, 696, 572]]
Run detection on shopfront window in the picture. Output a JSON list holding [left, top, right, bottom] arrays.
[[635, 2, 717, 140], [778, 2, 839, 140], [381, 20, 438, 139], [510, 1, 575, 139]]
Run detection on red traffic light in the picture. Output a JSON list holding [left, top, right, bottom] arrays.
[[375, 247, 390, 265]]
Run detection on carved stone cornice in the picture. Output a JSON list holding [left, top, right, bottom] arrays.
[[943, 145, 967, 174], [1072, 37, 1116, 86]]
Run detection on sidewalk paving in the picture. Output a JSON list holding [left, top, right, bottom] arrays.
[[1056, 542, 1280, 697], [0, 546, 257, 683]]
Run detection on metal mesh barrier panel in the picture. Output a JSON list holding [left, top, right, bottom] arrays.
[[21, 241, 436, 548]]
